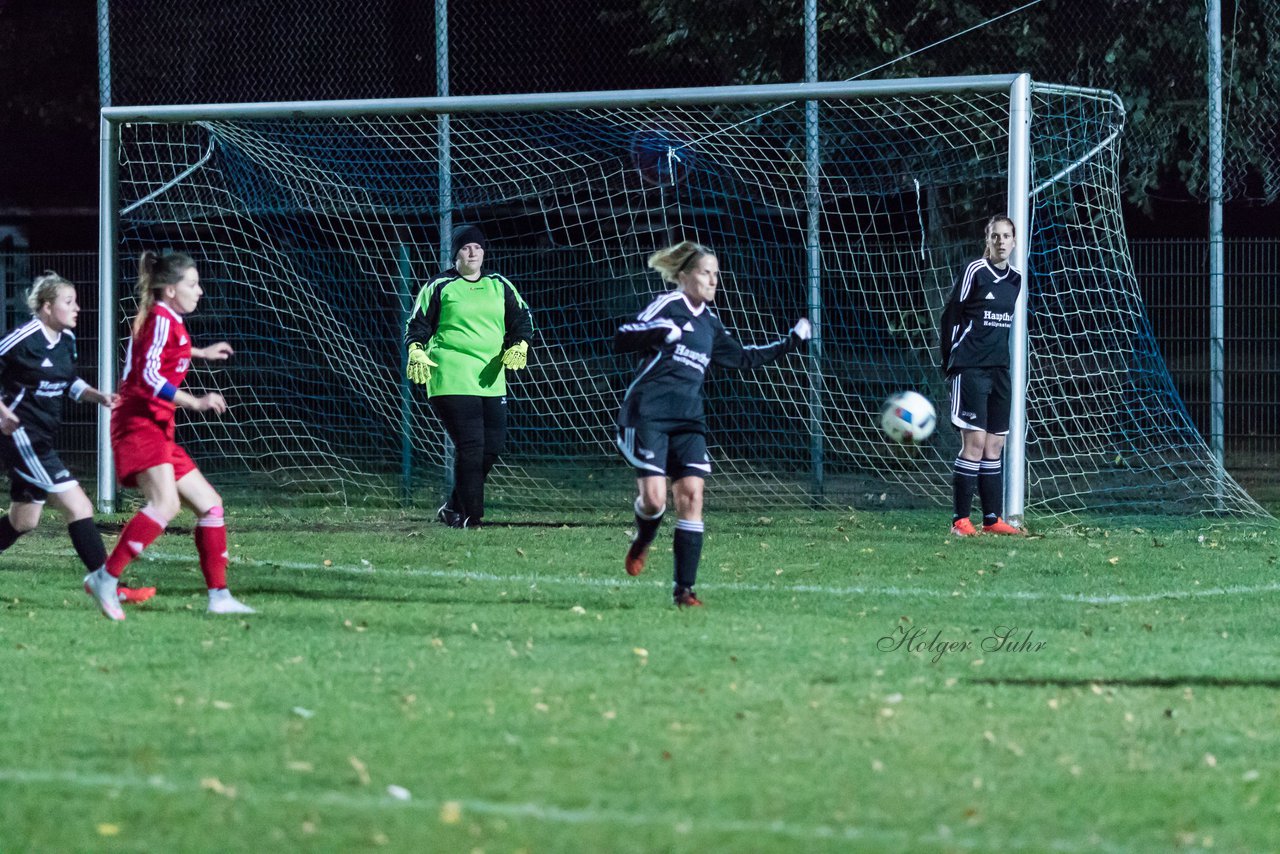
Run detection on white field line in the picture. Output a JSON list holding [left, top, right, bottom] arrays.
[[0, 767, 1130, 853], [124, 548, 1280, 606]]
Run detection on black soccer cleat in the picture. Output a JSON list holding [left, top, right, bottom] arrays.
[[436, 503, 463, 528]]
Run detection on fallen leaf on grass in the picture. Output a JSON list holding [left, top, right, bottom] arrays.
[[349, 755, 371, 785], [200, 777, 237, 798]]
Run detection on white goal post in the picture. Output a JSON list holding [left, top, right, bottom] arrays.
[[96, 76, 1265, 520]]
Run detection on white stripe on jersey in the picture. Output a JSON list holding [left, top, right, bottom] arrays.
[[616, 318, 679, 339], [0, 319, 42, 356], [956, 259, 987, 302], [142, 315, 171, 394], [949, 319, 974, 353], [120, 338, 134, 383], [637, 291, 685, 322], [622, 351, 664, 402]]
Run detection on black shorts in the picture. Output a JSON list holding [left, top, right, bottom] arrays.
[[615, 421, 711, 480], [0, 427, 78, 503], [948, 367, 1011, 435]]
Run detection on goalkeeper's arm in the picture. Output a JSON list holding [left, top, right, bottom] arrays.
[[404, 280, 443, 351]]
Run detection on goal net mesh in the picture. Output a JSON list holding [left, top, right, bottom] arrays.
[[112, 82, 1266, 519]]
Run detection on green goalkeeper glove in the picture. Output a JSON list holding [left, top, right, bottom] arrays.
[[406, 343, 437, 385], [501, 340, 529, 370]]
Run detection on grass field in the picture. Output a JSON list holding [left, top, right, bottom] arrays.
[[1, 505, 1278, 852]]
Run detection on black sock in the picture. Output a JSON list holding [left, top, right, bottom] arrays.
[[952, 458, 979, 522], [633, 497, 665, 549], [979, 457, 1003, 524], [0, 516, 24, 553], [67, 518, 107, 572], [673, 520, 704, 590]]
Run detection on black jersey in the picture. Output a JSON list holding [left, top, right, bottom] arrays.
[[614, 291, 799, 427], [939, 258, 1022, 374], [0, 319, 89, 439]]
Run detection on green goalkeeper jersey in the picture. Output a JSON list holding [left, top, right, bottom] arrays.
[[405, 268, 534, 398]]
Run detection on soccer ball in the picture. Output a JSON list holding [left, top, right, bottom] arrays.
[[880, 391, 937, 444]]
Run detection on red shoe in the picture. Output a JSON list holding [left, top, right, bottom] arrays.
[[625, 539, 649, 576], [118, 586, 157, 605], [673, 586, 703, 607], [951, 518, 978, 537], [982, 518, 1027, 536]]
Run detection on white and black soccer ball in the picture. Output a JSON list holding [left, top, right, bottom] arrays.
[[880, 390, 937, 444]]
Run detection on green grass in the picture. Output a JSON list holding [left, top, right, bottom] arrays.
[[1, 507, 1278, 852]]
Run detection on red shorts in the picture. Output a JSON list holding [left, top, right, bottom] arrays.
[[111, 411, 197, 488]]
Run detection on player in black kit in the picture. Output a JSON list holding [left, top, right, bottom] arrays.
[[939, 215, 1027, 537], [0, 273, 153, 614], [614, 242, 811, 606]]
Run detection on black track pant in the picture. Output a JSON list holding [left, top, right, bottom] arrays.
[[430, 395, 507, 522]]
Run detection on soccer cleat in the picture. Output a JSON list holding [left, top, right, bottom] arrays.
[[436, 504, 464, 528], [982, 518, 1027, 536], [83, 569, 126, 621], [673, 586, 703, 607], [118, 585, 157, 605], [951, 518, 979, 537], [624, 539, 649, 576], [208, 589, 256, 615]]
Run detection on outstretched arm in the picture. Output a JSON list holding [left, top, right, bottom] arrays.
[[709, 317, 809, 370]]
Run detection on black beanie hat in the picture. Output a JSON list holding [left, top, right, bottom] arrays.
[[451, 225, 486, 260]]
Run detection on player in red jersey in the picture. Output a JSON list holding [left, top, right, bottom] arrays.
[[82, 251, 255, 618]]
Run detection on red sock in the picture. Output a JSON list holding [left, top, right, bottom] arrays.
[[105, 507, 166, 578], [195, 507, 228, 590]]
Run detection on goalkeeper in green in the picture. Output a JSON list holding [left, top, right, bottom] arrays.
[[405, 225, 534, 528]]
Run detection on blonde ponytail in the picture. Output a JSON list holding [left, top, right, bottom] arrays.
[[647, 241, 712, 284]]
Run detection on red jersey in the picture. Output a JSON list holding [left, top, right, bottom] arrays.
[[116, 302, 192, 423]]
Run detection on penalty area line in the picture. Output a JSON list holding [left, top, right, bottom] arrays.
[[130, 549, 1280, 606]]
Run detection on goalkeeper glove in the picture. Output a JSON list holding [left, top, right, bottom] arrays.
[[790, 318, 812, 341], [501, 340, 529, 370], [406, 343, 437, 385]]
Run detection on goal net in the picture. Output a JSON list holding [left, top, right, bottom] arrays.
[[105, 79, 1267, 519]]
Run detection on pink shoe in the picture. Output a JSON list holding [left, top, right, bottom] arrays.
[[118, 586, 157, 605], [982, 518, 1027, 536]]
